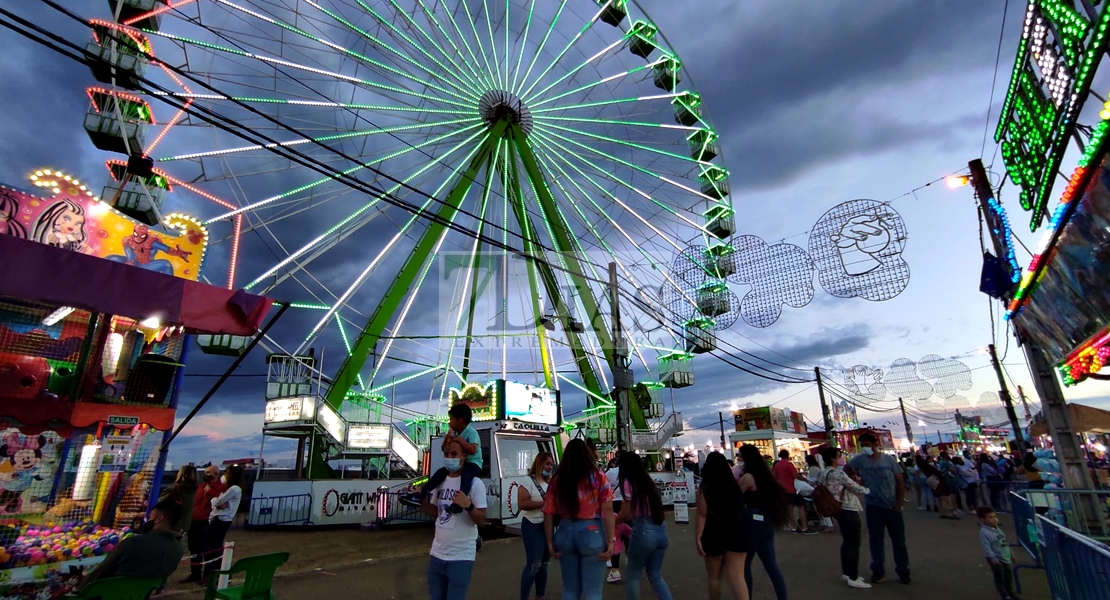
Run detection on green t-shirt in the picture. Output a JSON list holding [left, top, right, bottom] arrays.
[[459, 425, 482, 467]]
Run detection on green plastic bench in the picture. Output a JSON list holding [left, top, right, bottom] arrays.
[[71, 576, 164, 600]]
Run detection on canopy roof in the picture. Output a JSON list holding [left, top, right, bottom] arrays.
[[0, 233, 272, 335]]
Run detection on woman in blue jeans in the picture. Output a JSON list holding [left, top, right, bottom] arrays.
[[737, 444, 791, 600], [616, 451, 673, 600], [518, 452, 555, 600], [543, 439, 615, 600]]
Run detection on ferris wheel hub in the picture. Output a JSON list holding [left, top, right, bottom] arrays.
[[479, 90, 532, 136]]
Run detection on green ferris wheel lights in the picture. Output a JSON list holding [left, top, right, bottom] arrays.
[[530, 92, 681, 115], [243, 126, 486, 289], [537, 121, 712, 166], [531, 62, 658, 108], [510, 0, 538, 92], [525, 37, 625, 105], [517, 0, 569, 97], [557, 373, 612, 406], [376, 0, 487, 92], [433, 0, 496, 90], [288, 302, 331, 310], [144, 29, 472, 109], [519, 7, 598, 100], [334, 313, 365, 389], [535, 115, 697, 131], [159, 117, 479, 162], [149, 93, 476, 116], [304, 0, 480, 102]]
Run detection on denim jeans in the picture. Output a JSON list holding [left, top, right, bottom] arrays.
[[554, 518, 607, 600], [744, 516, 787, 600], [864, 505, 910, 580], [623, 518, 673, 600], [427, 556, 475, 600], [520, 518, 550, 600]]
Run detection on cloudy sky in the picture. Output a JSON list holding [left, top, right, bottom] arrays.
[[3, 1, 1109, 467]]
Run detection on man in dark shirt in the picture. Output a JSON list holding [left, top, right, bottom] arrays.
[[78, 500, 186, 591], [848, 433, 909, 585]]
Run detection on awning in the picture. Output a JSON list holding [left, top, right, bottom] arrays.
[[1029, 403, 1110, 436], [0, 234, 272, 335]]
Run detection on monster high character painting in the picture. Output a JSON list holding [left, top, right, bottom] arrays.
[[31, 198, 87, 252], [0, 189, 26, 239], [104, 224, 192, 275], [0, 433, 48, 514]]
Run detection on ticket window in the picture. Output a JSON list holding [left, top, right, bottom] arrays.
[[495, 435, 555, 479]]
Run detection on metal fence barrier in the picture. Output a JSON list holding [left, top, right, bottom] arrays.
[[1020, 488, 1110, 542], [1039, 514, 1110, 600], [372, 488, 434, 527], [1009, 491, 1042, 594], [247, 493, 313, 527]]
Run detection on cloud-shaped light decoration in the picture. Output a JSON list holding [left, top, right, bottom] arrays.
[[885, 357, 933, 401], [808, 199, 910, 301], [726, 235, 815, 328], [917, 354, 973, 399]]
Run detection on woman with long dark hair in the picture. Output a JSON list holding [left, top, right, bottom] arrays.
[[695, 452, 749, 600], [158, 465, 198, 533], [616, 451, 673, 600], [543, 439, 615, 600], [818, 446, 871, 589], [204, 465, 243, 580], [518, 451, 554, 600], [737, 444, 791, 600]]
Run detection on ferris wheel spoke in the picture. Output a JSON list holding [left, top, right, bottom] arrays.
[[535, 115, 697, 132], [404, 0, 493, 92], [303, 0, 481, 103], [146, 29, 473, 109], [149, 92, 474, 121], [422, 0, 496, 91], [523, 37, 625, 106], [518, 0, 609, 100], [532, 126, 717, 224], [530, 131, 684, 253], [359, 0, 486, 96], [246, 126, 488, 290], [205, 121, 483, 224], [530, 58, 665, 108], [459, 0, 501, 91], [516, 0, 567, 97], [530, 92, 681, 115], [295, 136, 488, 354], [159, 117, 476, 162], [508, 0, 537, 93], [536, 121, 709, 170]]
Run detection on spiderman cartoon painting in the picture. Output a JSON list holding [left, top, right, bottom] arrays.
[[105, 224, 192, 275]]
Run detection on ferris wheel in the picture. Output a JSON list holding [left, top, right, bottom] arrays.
[[81, 0, 736, 439]]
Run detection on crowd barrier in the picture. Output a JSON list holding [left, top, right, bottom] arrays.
[[1019, 488, 1110, 541], [1039, 515, 1110, 600], [1009, 492, 1042, 594], [373, 489, 435, 527], [247, 493, 314, 527]]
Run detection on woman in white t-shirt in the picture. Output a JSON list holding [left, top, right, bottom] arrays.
[[517, 452, 554, 600], [204, 465, 243, 580]]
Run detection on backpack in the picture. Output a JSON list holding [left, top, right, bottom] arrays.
[[811, 468, 842, 518]]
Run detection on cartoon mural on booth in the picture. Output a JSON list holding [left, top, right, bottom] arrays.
[[0, 432, 58, 515], [0, 180, 205, 281]]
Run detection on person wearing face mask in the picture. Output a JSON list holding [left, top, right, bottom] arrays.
[[204, 466, 243, 583], [181, 464, 225, 584], [422, 439, 488, 600], [78, 500, 185, 591], [518, 452, 554, 600], [848, 433, 909, 585]]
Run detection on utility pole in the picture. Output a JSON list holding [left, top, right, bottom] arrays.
[[608, 262, 633, 452], [1016, 385, 1033, 423], [897, 397, 914, 446], [718, 412, 729, 459], [1021, 342, 1096, 491], [988, 343, 1026, 454], [814, 367, 836, 447]]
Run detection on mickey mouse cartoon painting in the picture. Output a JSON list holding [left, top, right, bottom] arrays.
[[0, 433, 47, 514]]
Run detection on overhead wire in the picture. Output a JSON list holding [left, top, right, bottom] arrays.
[[980, 0, 1010, 160]]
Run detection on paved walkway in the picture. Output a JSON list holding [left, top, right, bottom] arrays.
[[171, 507, 1051, 599]]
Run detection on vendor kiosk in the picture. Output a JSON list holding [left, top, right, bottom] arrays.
[[729, 407, 814, 468], [428, 380, 562, 528]]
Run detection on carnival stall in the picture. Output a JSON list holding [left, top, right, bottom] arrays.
[[0, 175, 271, 596], [729, 407, 815, 468]]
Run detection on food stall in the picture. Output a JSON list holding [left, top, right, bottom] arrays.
[[729, 407, 815, 468]]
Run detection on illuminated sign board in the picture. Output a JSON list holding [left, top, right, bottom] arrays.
[[317, 403, 346, 443], [347, 424, 391, 450], [448, 382, 498, 421], [994, 1, 1110, 230], [265, 396, 313, 423], [503, 381, 559, 425]]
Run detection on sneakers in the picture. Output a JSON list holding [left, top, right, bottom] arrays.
[[606, 570, 622, 584], [871, 576, 886, 584], [916, 505, 926, 511], [899, 576, 912, 585], [398, 492, 423, 508], [847, 577, 872, 589], [841, 575, 849, 582], [800, 529, 819, 535]]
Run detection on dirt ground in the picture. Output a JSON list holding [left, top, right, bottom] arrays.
[[162, 524, 434, 593]]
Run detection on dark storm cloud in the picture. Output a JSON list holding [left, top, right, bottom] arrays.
[[652, 0, 1014, 189]]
